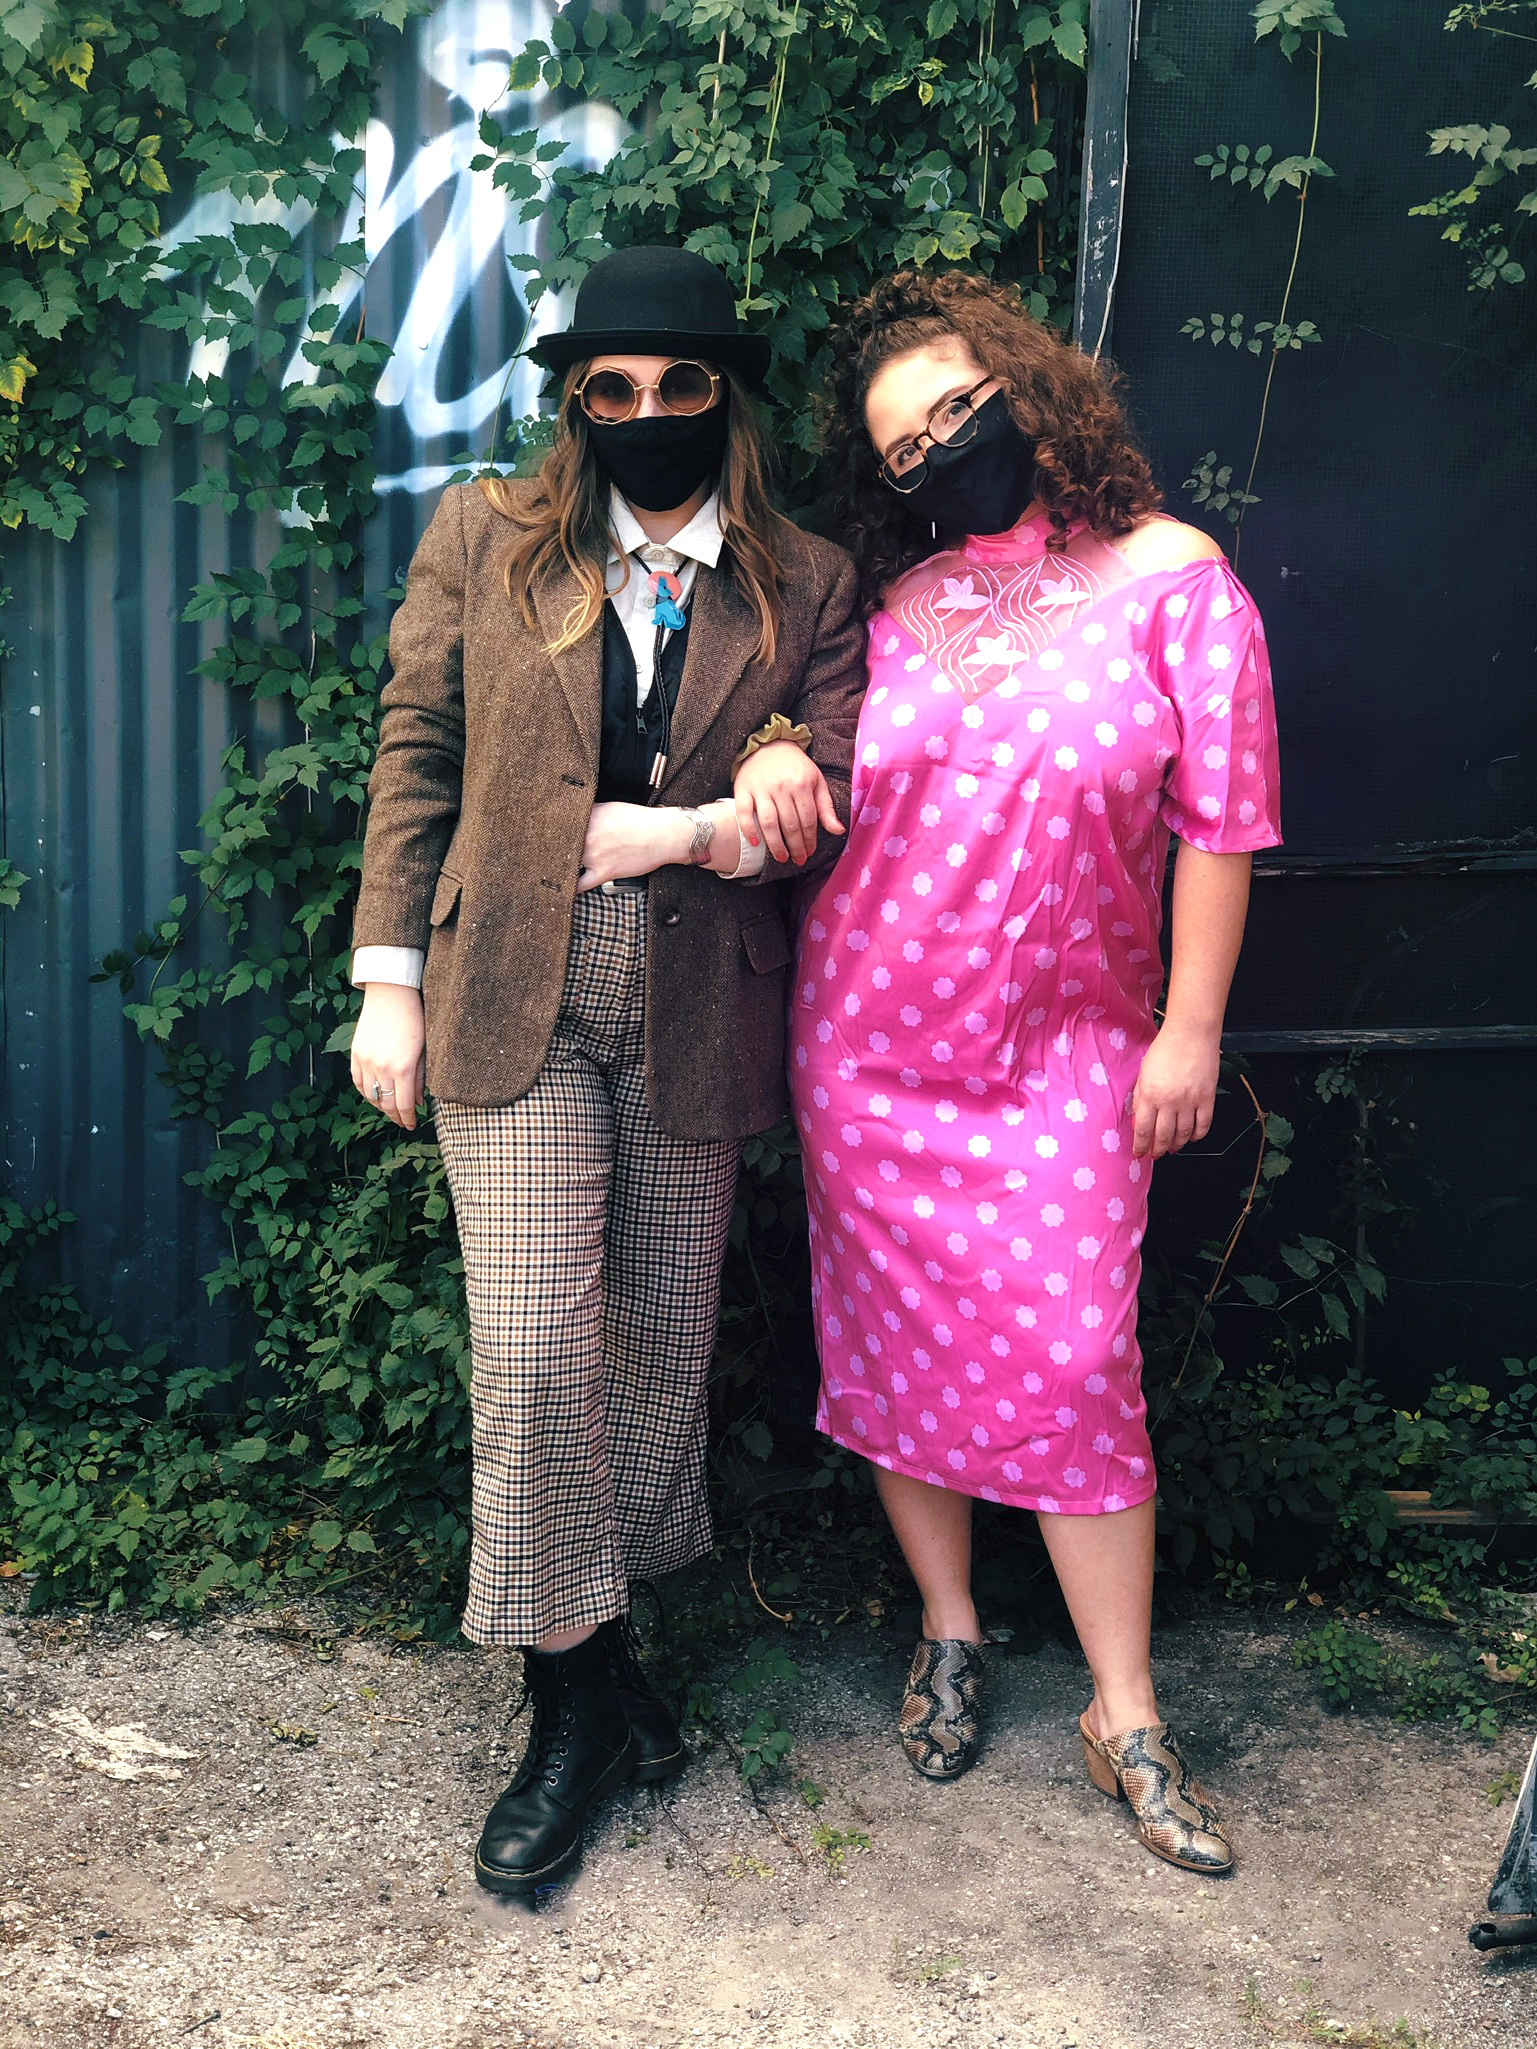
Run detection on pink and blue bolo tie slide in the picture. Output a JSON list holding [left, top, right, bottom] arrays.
[[648, 569, 687, 631]]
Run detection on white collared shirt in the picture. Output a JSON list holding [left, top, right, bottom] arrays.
[[604, 486, 724, 704], [352, 489, 747, 990]]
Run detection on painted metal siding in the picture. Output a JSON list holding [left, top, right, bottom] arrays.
[[2, 0, 612, 1356]]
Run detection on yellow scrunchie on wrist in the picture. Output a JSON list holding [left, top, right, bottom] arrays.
[[732, 712, 813, 777]]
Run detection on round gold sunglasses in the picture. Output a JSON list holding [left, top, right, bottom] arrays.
[[575, 359, 722, 425]]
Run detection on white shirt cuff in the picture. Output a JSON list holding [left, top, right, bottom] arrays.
[[351, 945, 425, 989], [723, 823, 769, 880]]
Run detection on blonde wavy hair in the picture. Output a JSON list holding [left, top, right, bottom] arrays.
[[480, 363, 792, 664]]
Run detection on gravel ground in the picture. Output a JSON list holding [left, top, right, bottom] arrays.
[[4, 1583, 1535, 2049]]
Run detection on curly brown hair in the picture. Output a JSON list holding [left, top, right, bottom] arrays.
[[821, 269, 1161, 611]]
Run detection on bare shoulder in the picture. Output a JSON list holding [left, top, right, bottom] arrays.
[[1110, 515, 1227, 576]]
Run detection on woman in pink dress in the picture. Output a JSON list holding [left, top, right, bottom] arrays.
[[789, 271, 1280, 1872]]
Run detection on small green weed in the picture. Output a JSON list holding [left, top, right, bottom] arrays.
[[894, 1952, 962, 1987], [1292, 1620, 1384, 1707], [737, 1709, 793, 1780], [811, 1824, 871, 1877], [1240, 1973, 1442, 2048]]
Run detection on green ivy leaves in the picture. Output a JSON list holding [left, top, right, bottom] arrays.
[[1411, 114, 1537, 287], [1252, 0, 1347, 60], [475, 0, 1086, 471], [1181, 311, 1321, 354], [0, 3, 403, 535], [1195, 141, 1334, 201]]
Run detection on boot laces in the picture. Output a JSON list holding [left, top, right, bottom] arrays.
[[505, 1660, 579, 1789]]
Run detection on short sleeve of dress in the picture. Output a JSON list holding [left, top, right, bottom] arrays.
[[1153, 561, 1282, 854]]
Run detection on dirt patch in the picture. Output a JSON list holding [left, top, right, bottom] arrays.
[[2, 1587, 1534, 2048]]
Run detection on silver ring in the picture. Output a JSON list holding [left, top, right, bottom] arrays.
[[371, 1083, 382, 1102], [380, 1086, 396, 1098]]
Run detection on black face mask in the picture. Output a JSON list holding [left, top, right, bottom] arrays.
[[587, 402, 730, 512], [904, 390, 1037, 537]]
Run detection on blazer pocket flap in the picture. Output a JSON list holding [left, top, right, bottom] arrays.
[[429, 871, 463, 927], [740, 910, 792, 975]]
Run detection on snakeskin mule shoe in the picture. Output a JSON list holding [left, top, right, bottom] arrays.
[[1079, 1714, 1233, 1874], [900, 1638, 987, 1779]]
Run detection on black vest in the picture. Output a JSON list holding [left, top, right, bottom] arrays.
[[596, 596, 692, 803]]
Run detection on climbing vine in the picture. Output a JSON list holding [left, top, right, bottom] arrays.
[[1, 0, 1090, 1629], [3, 1, 1533, 1736], [1410, 2, 1537, 290], [1179, 0, 1344, 558], [471, 0, 1090, 490]]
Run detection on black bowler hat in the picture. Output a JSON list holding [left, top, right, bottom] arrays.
[[529, 244, 772, 386]]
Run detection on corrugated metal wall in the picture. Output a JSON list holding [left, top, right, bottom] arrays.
[[1, 0, 618, 1356], [3, 397, 293, 1359], [7, 0, 1531, 1390]]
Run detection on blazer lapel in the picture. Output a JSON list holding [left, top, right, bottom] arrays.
[[665, 562, 759, 784], [531, 561, 603, 774]]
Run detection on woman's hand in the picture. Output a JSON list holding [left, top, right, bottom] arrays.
[[1130, 1018, 1221, 1160], [350, 983, 427, 1131], [577, 802, 690, 892], [734, 740, 843, 868]]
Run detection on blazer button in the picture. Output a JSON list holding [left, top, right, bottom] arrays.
[[662, 909, 682, 927]]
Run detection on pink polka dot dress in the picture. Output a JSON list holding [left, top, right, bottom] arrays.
[[791, 514, 1281, 1514]]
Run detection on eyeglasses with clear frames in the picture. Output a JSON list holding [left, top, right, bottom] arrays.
[[575, 359, 722, 424], [878, 377, 997, 493]]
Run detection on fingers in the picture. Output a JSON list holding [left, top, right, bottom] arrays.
[[734, 790, 760, 849], [1133, 1096, 1203, 1159], [755, 776, 838, 865], [397, 1053, 426, 1133], [756, 793, 792, 867], [354, 1065, 413, 1128], [813, 771, 845, 838], [1130, 1085, 1158, 1160], [784, 782, 818, 866]]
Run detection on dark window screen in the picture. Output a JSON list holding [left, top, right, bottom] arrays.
[[1108, 2, 1537, 1394], [1113, 0, 1536, 855]]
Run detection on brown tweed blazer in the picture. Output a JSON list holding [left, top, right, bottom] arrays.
[[352, 483, 867, 1140]]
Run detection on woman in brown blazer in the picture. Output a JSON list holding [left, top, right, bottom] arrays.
[[347, 246, 861, 1900]]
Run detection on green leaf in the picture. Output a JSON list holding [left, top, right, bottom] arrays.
[[1236, 1273, 1280, 1307], [300, 25, 356, 87]]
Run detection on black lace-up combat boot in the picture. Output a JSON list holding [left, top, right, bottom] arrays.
[[600, 1614, 686, 1785], [474, 1631, 636, 1896]]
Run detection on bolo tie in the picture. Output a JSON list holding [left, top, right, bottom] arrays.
[[644, 565, 687, 798]]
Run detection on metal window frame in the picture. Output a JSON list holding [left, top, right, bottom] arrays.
[[1073, 0, 1137, 357]]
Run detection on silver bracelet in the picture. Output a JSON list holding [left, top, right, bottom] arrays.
[[679, 806, 715, 867]]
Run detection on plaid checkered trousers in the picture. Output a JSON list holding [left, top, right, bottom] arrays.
[[435, 886, 741, 1644]]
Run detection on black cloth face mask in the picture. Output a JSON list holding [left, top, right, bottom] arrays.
[[587, 402, 730, 512], [903, 389, 1037, 537]]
